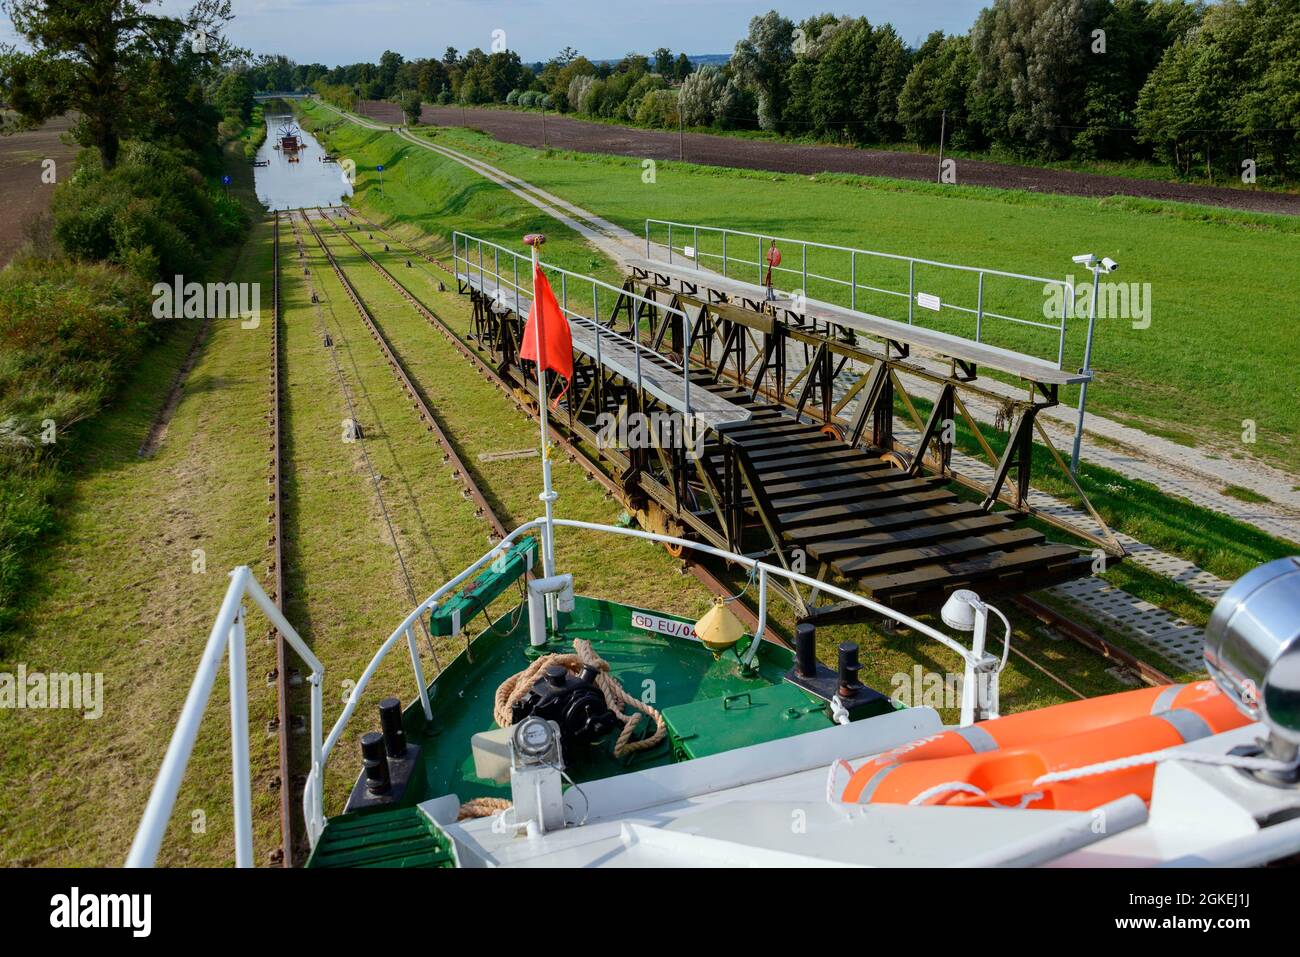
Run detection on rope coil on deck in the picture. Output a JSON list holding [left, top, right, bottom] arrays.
[[492, 638, 667, 760], [459, 640, 667, 822]]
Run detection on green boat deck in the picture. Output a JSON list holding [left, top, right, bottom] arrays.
[[308, 591, 896, 868]]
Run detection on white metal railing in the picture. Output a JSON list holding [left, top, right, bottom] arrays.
[[644, 219, 1080, 369], [453, 231, 701, 415], [125, 567, 325, 867], [129, 514, 1006, 867]]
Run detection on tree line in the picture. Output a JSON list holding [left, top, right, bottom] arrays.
[[271, 0, 1300, 183]]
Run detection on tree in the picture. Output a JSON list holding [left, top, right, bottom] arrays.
[[653, 47, 673, 76], [673, 52, 693, 82], [897, 33, 973, 146], [1, 0, 236, 170], [397, 88, 422, 125], [557, 46, 578, 65], [215, 68, 254, 123], [968, 0, 1106, 157], [731, 10, 797, 131]]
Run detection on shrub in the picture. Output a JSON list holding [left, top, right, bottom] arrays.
[[506, 89, 521, 105], [635, 88, 679, 128]]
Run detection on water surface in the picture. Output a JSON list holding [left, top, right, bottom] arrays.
[[253, 112, 352, 211]]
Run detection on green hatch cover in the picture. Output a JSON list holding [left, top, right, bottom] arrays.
[[662, 682, 835, 761], [428, 536, 536, 637]]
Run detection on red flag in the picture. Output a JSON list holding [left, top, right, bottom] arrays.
[[520, 261, 573, 397]]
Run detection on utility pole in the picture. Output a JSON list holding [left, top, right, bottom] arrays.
[[936, 108, 947, 184], [542, 101, 548, 148]]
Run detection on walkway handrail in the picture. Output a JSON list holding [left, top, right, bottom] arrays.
[[644, 218, 1078, 369], [126, 567, 325, 868], [453, 231, 699, 415]]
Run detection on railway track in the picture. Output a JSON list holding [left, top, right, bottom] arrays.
[[265, 211, 296, 866], [313, 207, 1173, 689]]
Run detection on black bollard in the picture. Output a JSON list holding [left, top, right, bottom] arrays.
[[378, 697, 406, 758], [837, 642, 862, 698], [360, 731, 390, 794], [795, 622, 817, 678]]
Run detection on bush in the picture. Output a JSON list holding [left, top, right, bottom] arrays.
[[0, 255, 155, 631], [518, 90, 539, 108], [51, 142, 245, 281], [506, 89, 521, 105], [635, 88, 679, 128]]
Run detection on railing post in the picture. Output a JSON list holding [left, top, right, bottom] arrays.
[[228, 605, 254, 868], [976, 272, 985, 342], [668, 223, 673, 264], [1057, 278, 1070, 369], [908, 260, 915, 324], [683, 311, 692, 416], [694, 225, 700, 268], [310, 670, 324, 843], [802, 241, 808, 297], [405, 624, 433, 720], [645, 220, 650, 259], [742, 566, 769, 667], [850, 251, 856, 313], [722, 231, 728, 280], [513, 256, 520, 315]]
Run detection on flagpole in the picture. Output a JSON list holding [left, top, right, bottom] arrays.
[[524, 233, 559, 625]]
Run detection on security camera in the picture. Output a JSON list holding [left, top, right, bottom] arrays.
[[1072, 253, 1097, 266], [1100, 257, 1119, 273]]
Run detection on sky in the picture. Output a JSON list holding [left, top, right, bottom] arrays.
[[2, 1, 992, 66]]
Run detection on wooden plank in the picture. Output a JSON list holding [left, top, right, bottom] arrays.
[[741, 442, 863, 463], [829, 513, 1021, 567], [791, 501, 991, 546], [875, 556, 1095, 612], [858, 544, 1082, 600], [776, 488, 958, 528], [717, 419, 821, 438], [759, 459, 893, 487], [770, 475, 945, 506], [841, 527, 1045, 577]]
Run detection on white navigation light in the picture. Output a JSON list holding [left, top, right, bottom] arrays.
[[1205, 557, 1300, 751], [941, 589, 981, 632]]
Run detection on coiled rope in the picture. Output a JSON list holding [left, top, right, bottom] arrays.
[[459, 639, 667, 822]]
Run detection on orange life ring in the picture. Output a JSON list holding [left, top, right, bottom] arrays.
[[838, 682, 1251, 811]]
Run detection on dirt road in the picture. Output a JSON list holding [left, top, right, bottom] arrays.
[[355, 101, 1300, 217]]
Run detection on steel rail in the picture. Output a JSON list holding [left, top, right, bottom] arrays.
[[317, 208, 769, 638], [268, 211, 295, 866]]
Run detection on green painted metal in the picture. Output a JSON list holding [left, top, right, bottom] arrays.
[[307, 806, 455, 868], [662, 682, 835, 760], [427, 537, 537, 637], [314, 594, 894, 867]]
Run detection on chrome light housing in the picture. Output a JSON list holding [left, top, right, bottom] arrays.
[[1205, 557, 1300, 748]]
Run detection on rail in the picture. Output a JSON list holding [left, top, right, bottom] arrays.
[[129, 512, 1007, 867], [644, 219, 1083, 370], [453, 231, 701, 415]]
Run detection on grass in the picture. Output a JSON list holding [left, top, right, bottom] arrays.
[[305, 101, 1300, 476], [0, 221, 279, 866], [1222, 484, 1271, 504], [431, 102, 1300, 194]]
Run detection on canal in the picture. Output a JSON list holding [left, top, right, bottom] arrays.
[[253, 110, 353, 211]]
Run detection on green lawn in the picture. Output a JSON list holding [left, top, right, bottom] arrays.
[[307, 101, 1300, 475]]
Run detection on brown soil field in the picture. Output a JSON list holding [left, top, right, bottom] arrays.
[[353, 101, 1300, 217], [0, 115, 79, 265]]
